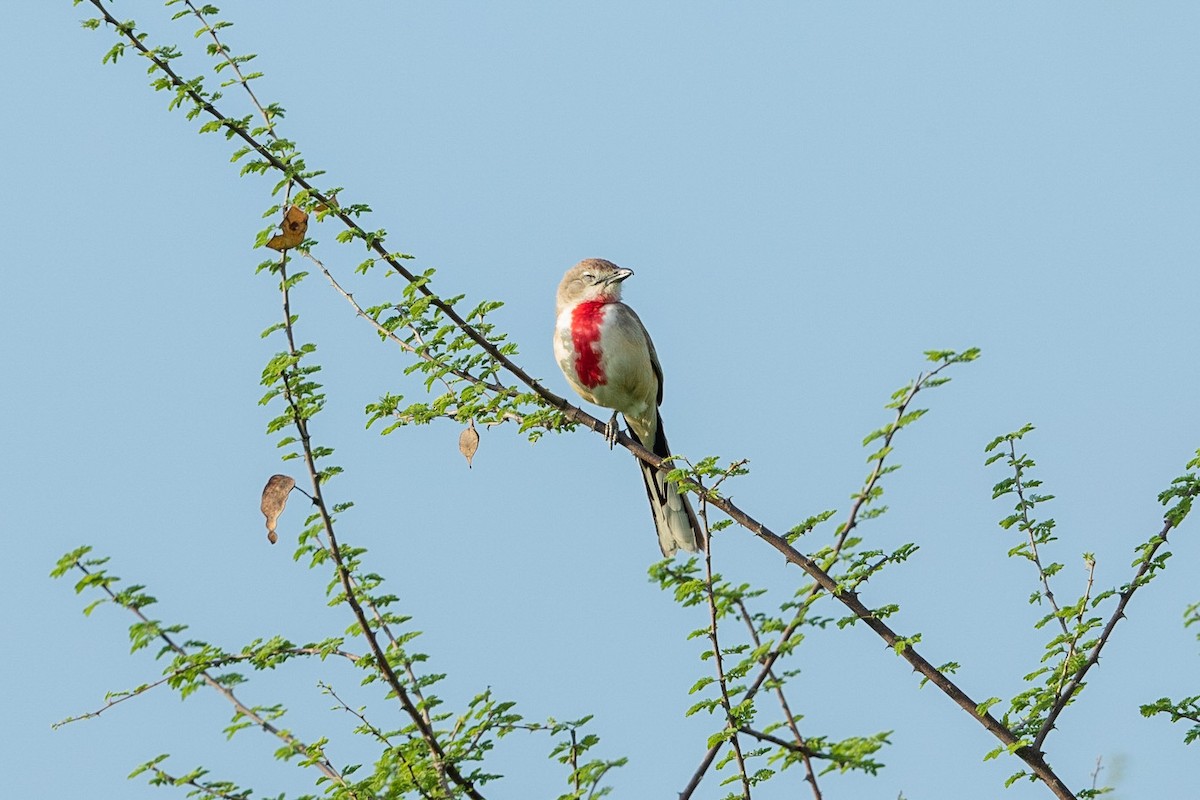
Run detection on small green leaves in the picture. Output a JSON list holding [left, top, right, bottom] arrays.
[[976, 697, 1003, 718], [351, 279, 537, 440], [984, 422, 1036, 456], [1004, 768, 1031, 787], [50, 545, 95, 579], [786, 509, 836, 543], [924, 347, 981, 364], [981, 428, 1200, 765], [1139, 597, 1200, 745], [919, 662, 960, 688], [101, 39, 128, 65], [1159, 448, 1200, 527], [1141, 695, 1200, 744], [127, 754, 170, 780]]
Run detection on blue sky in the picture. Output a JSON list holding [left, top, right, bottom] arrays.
[[3, 3, 1198, 798]]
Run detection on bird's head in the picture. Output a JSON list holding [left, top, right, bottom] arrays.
[[556, 258, 634, 313]]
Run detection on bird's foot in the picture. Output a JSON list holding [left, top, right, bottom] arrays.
[[604, 411, 620, 449]]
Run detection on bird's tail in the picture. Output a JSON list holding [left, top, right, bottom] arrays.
[[631, 413, 704, 557]]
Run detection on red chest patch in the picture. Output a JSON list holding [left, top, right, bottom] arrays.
[[570, 300, 609, 388]]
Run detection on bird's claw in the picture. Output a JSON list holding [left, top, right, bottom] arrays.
[[604, 412, 619, 449]]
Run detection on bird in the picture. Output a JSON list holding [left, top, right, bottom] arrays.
[[553, 258, 704, 556]]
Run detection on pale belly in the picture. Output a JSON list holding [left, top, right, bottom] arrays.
[[553, 308, 656, 421]]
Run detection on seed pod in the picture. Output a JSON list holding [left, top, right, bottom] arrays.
[[261, 474, 296, 543], [459, 423, 480, 468]]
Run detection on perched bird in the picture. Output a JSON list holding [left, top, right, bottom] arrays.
[[553, 258, 704, 556]]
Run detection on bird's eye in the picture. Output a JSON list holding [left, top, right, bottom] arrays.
[[582, 273, 595, 282]]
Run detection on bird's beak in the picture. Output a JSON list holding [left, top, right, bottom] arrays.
[[606, 268, 634, 285]]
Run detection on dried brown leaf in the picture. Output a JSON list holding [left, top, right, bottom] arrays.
[[265, 205, 309, 251], [261, 474, 296, 543], [459, 424, 480, 469], [314, 193, 338, 213]]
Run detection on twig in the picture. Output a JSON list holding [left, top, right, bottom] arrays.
[[570, 728, 581, 796], [738, 727, 816, 756], [58, 674, 176, 726], [735, 599, 822, 800], [1047, 556, 1097, 722], [322, 681, 435, 800], [834, 374, 926, 549], [585, 761, 621, 800], [184, 0, 278, 138], [321, 681, 397, 749], [1007, 439, 1070, 638], [682, 367, 946, 799], [68, 565, 351, 790], [1089, 755, 1104, 794], [57, 646, 360, 727], [274, 257, 470, 799], [1033, 520, 1175, 752], [306, 251, 511, 397], [270, 318, 449, 788], [145, 766, 252, 800], [700, 500, 752, 799]]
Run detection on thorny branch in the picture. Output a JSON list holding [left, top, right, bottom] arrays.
[[57, 646, 360, 727], [1037, 554, 1098, 739], [735, 598, 823, 800], [183, 0, 277, 138], [1032, 519, 1176, 753], [1088, 755, 1105, 795], [1006, 438, 1070, 639], [141, 765, 252, 800], [681, 368, 940, 799], [274, 256, 470, 799], [700, 501, 752, 799], [195, 0, 456, 771], [569, 729, 581, 796], [322, 681, 437, 800], [306, 252, 511, 397], [738, 727, 817, 756], [65, 564, 352, 791]]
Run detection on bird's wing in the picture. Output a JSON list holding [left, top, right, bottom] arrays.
[[613, 303, 664, 408]]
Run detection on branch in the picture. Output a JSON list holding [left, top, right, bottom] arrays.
[[569, 728, 582, 796], [322, 681, 436, 800], [1033, 519, 1175, 752], [274, 257, 471, 799], [1044, 555, 1097, 731], [306, 251, 511, 397], [135, 760, 253, 800], [183, 0, 277, 139], [735, 599, 822, 800], [682, 363, 958, 799], [1006, 438, 1070, 638], [700, 501, 752, 799], [56, 646, 360, 727], [66, 563, 351, 790], [738, 726, 816, 756]]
